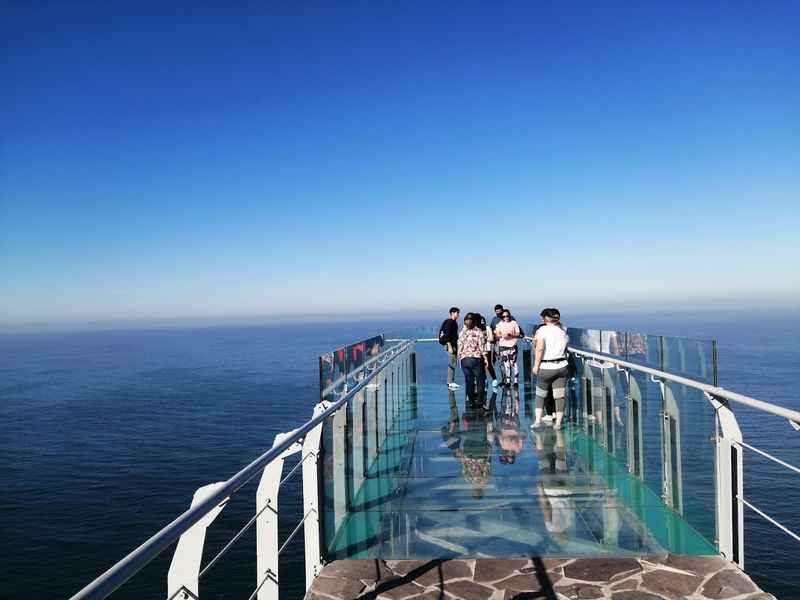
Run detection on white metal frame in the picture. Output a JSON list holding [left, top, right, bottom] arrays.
[[568, 345, 800, 569], [167, 483, 228, 600], [70, 340, 413, 600], [255, 432, 302, 600]]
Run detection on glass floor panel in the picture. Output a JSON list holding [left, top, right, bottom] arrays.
[[324, 383, 718, 560]]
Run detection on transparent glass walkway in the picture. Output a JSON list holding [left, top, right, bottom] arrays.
[[323, 381, 717, 560]]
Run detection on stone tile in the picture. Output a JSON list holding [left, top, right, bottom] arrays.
[[611, 592, 664, 600], [408, 591, 447, 600], [473, 560, 529, 583], [563, 558, 641, 582], [662, 554, 729, 575], [702, 569, 759, 599], [555, 583, 604, 599], [519, 558, 571, 574], [375, 581, 426, 600], [610, 578, 638, 591], [322, 559, 393, 583], [742, 594, 778, 600], [542, 558, 573, 571], [386, 561, 432, 578], [309, 575, 366, 599], [413, 560, 474, 587], [493, 573, 543, 592], [640, 569, 702, 600], [440, 579, 496, 600]]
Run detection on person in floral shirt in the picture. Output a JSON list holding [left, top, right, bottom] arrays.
[[457, 313, 488, 403]]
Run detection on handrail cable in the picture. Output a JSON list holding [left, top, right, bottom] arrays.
[[199, 450, 311, 579], [246, 569, 276, 600], [278, 508, 314, 555], [738, 496, 800, 543], [242, 508, 316, 600], [279, 450, 312, 487], [737, 441, 800, 476], [69, 340, 413, 600]]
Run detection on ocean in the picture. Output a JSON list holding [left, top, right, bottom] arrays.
[[1, 312, 798, 599]]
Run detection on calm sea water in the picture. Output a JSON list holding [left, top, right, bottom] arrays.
[[1, 312, 798, 599]]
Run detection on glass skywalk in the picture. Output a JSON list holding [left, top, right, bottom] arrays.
[[322, 374, 717, 561]]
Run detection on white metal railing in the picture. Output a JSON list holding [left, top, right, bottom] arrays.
[[566, 344, 800, 567], [70, 338, 415, 600]]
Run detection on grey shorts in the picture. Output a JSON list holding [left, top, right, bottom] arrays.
[[536, 366, 569, 399]]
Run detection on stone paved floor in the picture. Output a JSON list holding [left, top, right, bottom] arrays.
[[304, 556, 776, 600]]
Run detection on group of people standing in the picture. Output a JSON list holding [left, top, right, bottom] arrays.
[[439, 304, 570, 429]]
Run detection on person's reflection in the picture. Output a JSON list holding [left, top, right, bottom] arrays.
[[486, 390, 498, 416], [440, 394, 495, 500], [460, 402, 494, 499], [440, 389, 461, 454], [497, 387, 525, 465], [533, 428, 574, 542]]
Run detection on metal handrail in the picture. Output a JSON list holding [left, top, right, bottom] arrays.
[[567, 346, 800, 424], [69, 339, 414, 600]]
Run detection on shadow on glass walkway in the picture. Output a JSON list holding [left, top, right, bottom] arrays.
[[325, 380, 715, 562]]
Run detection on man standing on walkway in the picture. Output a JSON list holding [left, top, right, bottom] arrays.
[[488, 304, 504, 388], [439, 307, 461, 389]]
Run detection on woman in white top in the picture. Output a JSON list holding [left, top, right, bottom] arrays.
[[532, 308, 569, 428]]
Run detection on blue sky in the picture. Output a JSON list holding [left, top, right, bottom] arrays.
[[2, 2, 798, 326]]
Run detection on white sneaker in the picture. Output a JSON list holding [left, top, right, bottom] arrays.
[[448, 382, 460, 389], [492, 379, 498, 388]]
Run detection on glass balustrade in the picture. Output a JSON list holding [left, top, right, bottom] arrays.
[[317, 328, 722, 562]]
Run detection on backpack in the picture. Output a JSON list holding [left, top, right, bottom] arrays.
[[438, 319, 450, 346]]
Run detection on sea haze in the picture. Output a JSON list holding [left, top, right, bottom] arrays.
[[1, 312, 798, 598]]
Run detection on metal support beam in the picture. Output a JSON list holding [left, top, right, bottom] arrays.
[[167, 483, 228, 600], [707, 393, 744, 566], [331, 406, 348, 533], [301, 402, 328, 590], [255, 433, 302, 600]]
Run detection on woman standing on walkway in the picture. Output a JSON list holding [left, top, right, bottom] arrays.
[[476, 313, 499, 388], [532, 308, 570, 428], [457, 313, 488, 404], [494, 308, 522, 386]]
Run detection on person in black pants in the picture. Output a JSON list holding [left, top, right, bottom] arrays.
[[457, 313, 488, 405], [439, 307, 461, 389]]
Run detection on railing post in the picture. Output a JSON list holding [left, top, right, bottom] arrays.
[[255, 433, 302, 600], [366, 382, 379, 468], [410, 351, 417, 385], [351, 391, 366, 496], [332, 406, 348, 534], [301, 401, 329, 590], [707, 393, 744, 566], [167, 482, 228, 600], [661, 382, 683, 512]]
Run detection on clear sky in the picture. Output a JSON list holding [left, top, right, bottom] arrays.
[[2, 2, 798, 327]]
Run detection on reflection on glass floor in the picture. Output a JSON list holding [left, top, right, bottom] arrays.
[[325, 383, 718, 560]]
